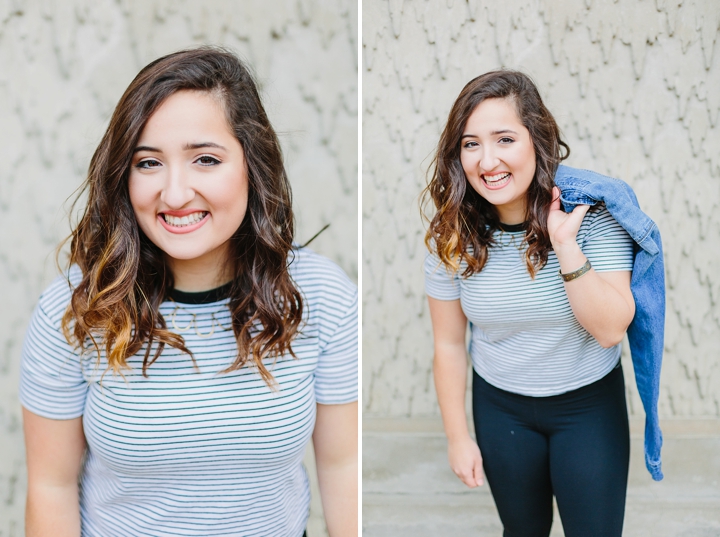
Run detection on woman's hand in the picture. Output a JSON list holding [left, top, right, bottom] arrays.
[[547, 186, 590, 252], [448, 435, 484, 488]]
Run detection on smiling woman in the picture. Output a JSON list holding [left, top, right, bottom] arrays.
[[19, 48, 357, 537], [422, 70, 643, 537]]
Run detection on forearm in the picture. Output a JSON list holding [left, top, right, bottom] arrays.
[[555, 244, 634, 347], [312, 402, 357, 537], [26, 483, 80, 537], [434, 344, 471, 441], [316, 458, 357, 537], [23, 410, 85, 537]]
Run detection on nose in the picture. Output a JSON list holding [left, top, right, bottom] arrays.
[[478, 145, 500, 173], [160, 164, 195, 208]]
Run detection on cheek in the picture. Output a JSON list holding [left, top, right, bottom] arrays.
[[127, 177, 156, 229], [233, 185, 249, 223], [521, 148, 537, 179], [226, 194, 248, 224], [460, 152, 476, 179], [213, 175, 249, 223], [127, 178, 145, 213], [519, 143, 536, 169]]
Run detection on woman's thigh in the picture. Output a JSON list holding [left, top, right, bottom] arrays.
[[472, 372, 554, 537], [545, 366, 630, 537]]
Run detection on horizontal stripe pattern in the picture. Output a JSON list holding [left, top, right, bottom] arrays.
[[425, 205, 634, 396], [20, 248, 357, 537]]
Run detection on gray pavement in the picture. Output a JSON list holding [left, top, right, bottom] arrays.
[[363, 419, 720, 537]]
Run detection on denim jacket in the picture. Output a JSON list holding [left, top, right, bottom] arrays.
[[554, 165, 665, 481]]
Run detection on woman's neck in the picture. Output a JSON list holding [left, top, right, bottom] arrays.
[[168, 250, 232, 292], [496, 201, 527, 225]]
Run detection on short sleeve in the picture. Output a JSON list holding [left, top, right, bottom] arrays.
[[579, 205, 635, 272], [315, 290, 358, 405], [19, 282, 88, 420], [424, 251, 462, 300]]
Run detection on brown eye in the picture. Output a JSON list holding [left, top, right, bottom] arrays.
[[136, 159, 161, 169], [196, 155, 220, 166]]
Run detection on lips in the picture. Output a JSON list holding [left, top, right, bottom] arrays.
[[162, 211, 207, 227], [157, 210, 210, 234], [482, 172, 512, 189]]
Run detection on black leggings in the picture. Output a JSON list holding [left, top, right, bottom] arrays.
[[472, 364, 630, 537]]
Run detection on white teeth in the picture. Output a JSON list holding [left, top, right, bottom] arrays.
[[162, 212, 207, 227], [484, 172, 511, 184]]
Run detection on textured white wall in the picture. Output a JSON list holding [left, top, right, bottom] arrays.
[[363, 0, 720, 420], [0, 0, 357, 533]]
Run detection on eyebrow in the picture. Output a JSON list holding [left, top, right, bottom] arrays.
[[183, 142, 227, 151], [133, 145, 161, 153], [132, 142, 228, 153], [460, 129, 519, 139]]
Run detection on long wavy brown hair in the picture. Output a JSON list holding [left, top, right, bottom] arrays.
[[61, 47, 302, 385], [422, 70, 570, 278]]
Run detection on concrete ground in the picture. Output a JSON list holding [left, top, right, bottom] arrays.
[[363, 418, 720, 537]]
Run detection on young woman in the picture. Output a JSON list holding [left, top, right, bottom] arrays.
[[423, 71, 637, 536], [20, 48, 357, 537]]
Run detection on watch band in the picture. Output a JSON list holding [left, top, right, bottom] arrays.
[[559, 259, 592, 282]]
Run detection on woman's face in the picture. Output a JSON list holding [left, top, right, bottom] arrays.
[[459, 97, 536, 224], [129, 90, 248, 286]]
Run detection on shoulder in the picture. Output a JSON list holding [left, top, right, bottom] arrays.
[[578, 204, 633, 253], [288, 247, 357, 308], [579, 204, 621, 234]]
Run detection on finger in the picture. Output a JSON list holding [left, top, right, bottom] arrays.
[[549, 186, 561, 212], [456, 469, 478, 488], [568, 203, 591, 225], [473, 459, 484, 487]]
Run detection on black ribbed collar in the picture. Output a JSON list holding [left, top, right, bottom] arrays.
[[498, 221, 528, 232], [168, 282, 232, 304]]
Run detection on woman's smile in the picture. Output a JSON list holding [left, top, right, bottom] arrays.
[[481, 171, 512, 189], [158, 210, 210, 233]]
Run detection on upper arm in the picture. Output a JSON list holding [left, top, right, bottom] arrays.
[[312, 260, 358, 406], [23, 408, 85, 487], [580, 206, 636, 326], [427, 297, 468, 350], [312, 402, 357, 466], [424, 251, 467, 349], [595, 270, 635, 321]]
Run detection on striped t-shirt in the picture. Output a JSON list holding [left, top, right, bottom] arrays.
[[20, 248, 357, 537], [425, 205, 634, 396]]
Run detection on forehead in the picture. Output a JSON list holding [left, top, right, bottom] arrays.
[[464, 98, 524, 131], [139, 90, 233, 140]]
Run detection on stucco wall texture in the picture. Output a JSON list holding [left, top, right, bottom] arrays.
[[0, 0, 356, 533], [363, 0, 720, 420]]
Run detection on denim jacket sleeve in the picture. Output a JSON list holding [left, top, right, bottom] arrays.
[[554, 165, 665, 481]]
